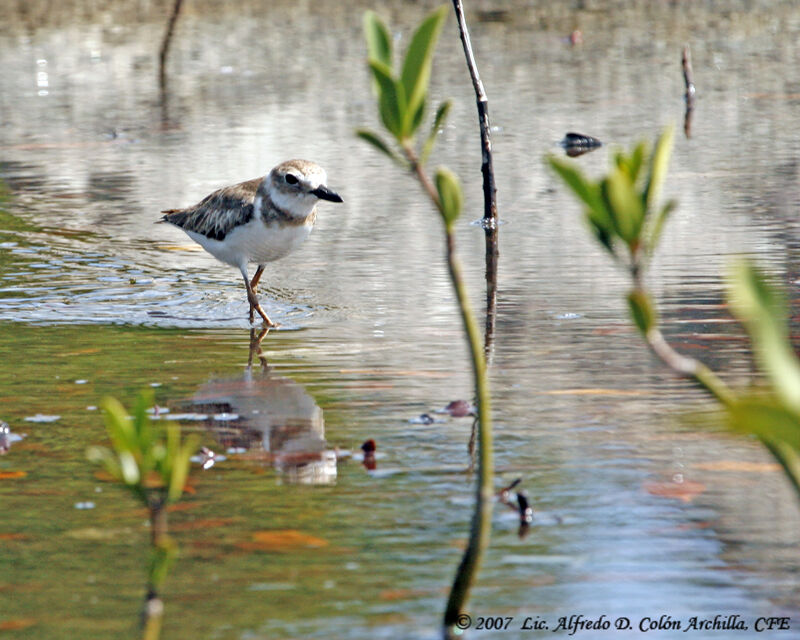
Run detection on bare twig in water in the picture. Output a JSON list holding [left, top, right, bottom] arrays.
[[159, 0, 184, 91], [682, 45, 696, 138], [441, 6, 497, 635], [451, 0, 499, 358]]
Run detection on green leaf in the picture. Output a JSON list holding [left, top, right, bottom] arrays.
[[602, 168, 645, 244], [355, 129, 405, 165], [435, 167, 463, 229], [86, 445, 123, 481], [132, 392, 153, 445], [728, 260, 800, 411], [101, 397, 138, 457], [409, 96, 427, 138], [400, 5, 448, 137], [645, 199, 676, 255], [626, 141, 647, 184], [586, 216, 616, 258], [369, 59, 406, 139], [431, 99, 451, 133], [421, 100, 451, 164], [627, 290, 657, 335], [168, 433, 199, 504], [363, 11, 392, 68], [614, 142, 647, 183], [118, 450, 141, 486], [548, 156, 613, 233], [726, 397, 800, 448], [643, 125, 674, 211]]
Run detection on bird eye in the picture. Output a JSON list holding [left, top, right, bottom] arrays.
[[284, 174, 299, 185]]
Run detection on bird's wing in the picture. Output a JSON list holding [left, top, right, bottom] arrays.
[[160, 177, 262, 241]]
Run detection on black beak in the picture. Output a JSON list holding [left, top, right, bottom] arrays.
[[311, 185, 343, 203]]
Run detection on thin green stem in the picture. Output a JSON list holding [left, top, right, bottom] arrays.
[[442, 230, 493, 638], [644, 326, 735, 406], [632, 261, 735, 407], [763, 440, 800, 498], [399, 141, 494, 639], [142, 590, 163, 640]]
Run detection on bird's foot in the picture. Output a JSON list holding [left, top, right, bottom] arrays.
[[249, 303, 278, 328]]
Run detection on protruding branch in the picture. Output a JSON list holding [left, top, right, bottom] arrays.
[[159, 0, 184, 91], [682, 45, 696, 138], [451, 0, 499, 355]]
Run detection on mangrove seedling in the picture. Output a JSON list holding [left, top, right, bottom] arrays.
[[87, 392, 199, 640], [358, 7, 494, 638], [549, 128, 800, 499]]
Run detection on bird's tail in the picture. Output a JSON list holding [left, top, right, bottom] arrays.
[[158, 209, 188, 226]]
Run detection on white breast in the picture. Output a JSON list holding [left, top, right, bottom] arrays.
[[186, 218, 314, 269]]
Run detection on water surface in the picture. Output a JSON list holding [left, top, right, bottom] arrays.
[[1, 2, 799, 638]]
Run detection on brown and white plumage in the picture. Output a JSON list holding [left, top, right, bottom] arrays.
[[159, 159, 342, 326]]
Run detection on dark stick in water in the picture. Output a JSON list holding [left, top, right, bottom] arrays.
[[682, 45, 696, 138], [451, 0, 499, 358], [159, 0, 183, 91]]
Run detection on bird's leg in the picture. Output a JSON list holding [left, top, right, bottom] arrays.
[[250, 265, 265, 293], [248, 265, 266, 323], [241, 267, 276, 327]]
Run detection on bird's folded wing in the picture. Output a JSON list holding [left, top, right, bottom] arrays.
[[160, 178, 262, 241]]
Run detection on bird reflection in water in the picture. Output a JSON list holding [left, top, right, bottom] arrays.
[[179, 328, 337, 484]]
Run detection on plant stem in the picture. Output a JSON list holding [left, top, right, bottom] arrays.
[[442, 228, 493, 638], [631, 264, 734, 407], [644, 326, 735, 406], [763, 440, 800, 498], [142, 589, 164, 640], [400, 141, 494, 638], [150, 500, 168, 547]]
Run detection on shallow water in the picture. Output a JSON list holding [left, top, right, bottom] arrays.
[[1, 1, 799, 638]]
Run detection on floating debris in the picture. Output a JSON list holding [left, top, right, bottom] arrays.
[[517, 491, 534, 524], [409, 413, 444, 425], [0, 422, 9, 454], [226, 446, 247, 454], [24, 414, 61, 423], [74, 501, 96, 510], [0, 421, 24, 454], [442, 400, 476, 418], [361, 439, 377, 471], [561, 132, 603, 157], [75, 379, 88, 385], [169, 412, 209, 421], [191, 446, 226, 470], [498, 479, 538, 538], [568, 30, 583, 46], [498, 478, 522, 504], [146, 406, 169, 416], [361, 439, 376, 454], [213, 412, 239, 422]]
